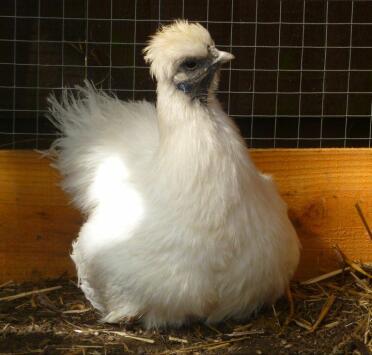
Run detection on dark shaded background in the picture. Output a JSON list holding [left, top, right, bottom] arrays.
[[1, 0, 372, 149]]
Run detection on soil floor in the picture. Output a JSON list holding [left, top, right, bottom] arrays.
[[0, 271, 371, 355]]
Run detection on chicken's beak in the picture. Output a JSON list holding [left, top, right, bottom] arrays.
[[214, 50, 235, 65]]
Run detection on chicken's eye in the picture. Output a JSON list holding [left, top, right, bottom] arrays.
[[183, 60, 198, 71]]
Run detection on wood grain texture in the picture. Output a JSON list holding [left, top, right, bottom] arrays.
[[0, 149, 371, 282], [0, 150, 82, 282], [252, 149, 372, 280]]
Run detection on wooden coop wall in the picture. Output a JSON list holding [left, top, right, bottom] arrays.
[[0, 149, 371, 283]]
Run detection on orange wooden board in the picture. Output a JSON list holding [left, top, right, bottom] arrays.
[[0, 149, 371, 282], [253, 149, 372, 280]]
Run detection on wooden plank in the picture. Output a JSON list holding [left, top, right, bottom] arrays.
[[252, 149, 372, 280], [0, 149, 371, 282], [0, 151, 82, 282]]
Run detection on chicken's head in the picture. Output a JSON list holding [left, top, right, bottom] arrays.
[[143, 20, 234, 102]]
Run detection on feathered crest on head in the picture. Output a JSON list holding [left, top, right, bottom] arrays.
[[143, 20, 213, 81]]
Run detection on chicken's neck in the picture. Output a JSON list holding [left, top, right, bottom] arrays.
[[155, 82, 254, 189], [156, 82, 234, 140]]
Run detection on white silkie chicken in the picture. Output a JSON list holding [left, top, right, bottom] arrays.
[[48, 20, 300, 329]]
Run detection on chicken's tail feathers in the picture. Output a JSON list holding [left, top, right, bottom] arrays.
[[47, 80, 114, 135], [45, 81, 158, 214], [46, 81, 117, 212]]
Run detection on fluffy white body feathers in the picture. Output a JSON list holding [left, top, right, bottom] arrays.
[[48, 21, 300, 328]]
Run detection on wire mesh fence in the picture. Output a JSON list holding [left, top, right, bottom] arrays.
[[1, 0, 372, 149]]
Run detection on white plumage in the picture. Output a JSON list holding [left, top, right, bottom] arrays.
[[48, 20, 300, 329]]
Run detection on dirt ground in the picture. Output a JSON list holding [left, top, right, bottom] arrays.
[[0, 269, 371, 355]]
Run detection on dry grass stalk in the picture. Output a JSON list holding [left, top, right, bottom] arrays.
[[309, 293, 336, 332], [0, 280, 13, 289], [0, 286, 62, 302], [293, 318, 312, 331], [205, 343, 230, 351], [350, 272, 372, 294], [161, 336, 252, 354], [168, 336, 188, 344], [334, 245, 372, 279], [73, 328, 155, 344], [327, 283, 372, 300], [364, 310, 371, 345], [355, 202, 372, 240], [62, 308, 92, 314], [102, 330, 155, 344], [57, 345, 104, 349], [301, 267, 351, 285], [284, 285, 295, 326], [226, 329, 264, 337], [324, 321, 340, 329]]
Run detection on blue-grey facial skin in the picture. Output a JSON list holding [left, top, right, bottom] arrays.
[[175, 56, 220, 103]]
